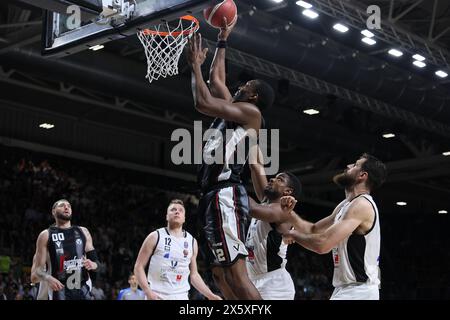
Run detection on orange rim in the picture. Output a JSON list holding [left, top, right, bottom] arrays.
[[141, 15, 199, 36]]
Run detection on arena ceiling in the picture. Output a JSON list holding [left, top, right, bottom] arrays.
[[0, 0, 450, 215]]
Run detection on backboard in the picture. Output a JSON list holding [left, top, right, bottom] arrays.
[[42, 0, 211, 57]]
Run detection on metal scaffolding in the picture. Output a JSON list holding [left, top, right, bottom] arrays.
[[203, 38, 450, 138], [311, 0, 450, 68]]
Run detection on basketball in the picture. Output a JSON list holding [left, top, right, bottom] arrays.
[[203, 0, 237, 29]]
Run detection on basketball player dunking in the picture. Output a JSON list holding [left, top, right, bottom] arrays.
[[186, 18, 275, 299], [31, 199, 99, 300], [283, 153, 387, 300]]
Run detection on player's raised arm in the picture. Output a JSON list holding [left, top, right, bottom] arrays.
[[209, 17, 236, 101], [249, 145, 268, 202], [187, 33, 261, 127]]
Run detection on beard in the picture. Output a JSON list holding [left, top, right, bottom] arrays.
[[333, 172, 356, 189], [56, 211, 72, 221], [233, 90, 250, 103], [263, 186, 281, 201]]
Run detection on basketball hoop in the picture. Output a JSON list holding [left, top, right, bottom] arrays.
[[137, 15, 199, 83]]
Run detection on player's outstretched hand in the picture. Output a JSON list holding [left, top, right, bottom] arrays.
[[218, 16, 237, 41], [186, 33, 209, 67]]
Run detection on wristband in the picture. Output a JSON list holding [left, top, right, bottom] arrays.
[[216, 40, 227, 48]]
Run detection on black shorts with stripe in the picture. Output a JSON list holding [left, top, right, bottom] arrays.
[[197, 184, 250, 267]]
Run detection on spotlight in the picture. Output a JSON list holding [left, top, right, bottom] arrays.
[[302, 9, 319, 19], [435, 70, 448, 78], [388, 49, 403, 57], [296, 1, 312, 9], [361, 37, 376, 45], [333, 23, 349, 33], [361, 29, 374, 37]]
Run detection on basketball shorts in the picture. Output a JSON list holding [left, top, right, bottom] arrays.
[[198, 184, 250, 266], [330, 283, 379, 300], [152, 290, 189, 300], [249, 268, 295, 300], [50, 283, 93, 300]]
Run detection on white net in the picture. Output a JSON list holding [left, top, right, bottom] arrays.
[[137, 16, 198, 83]]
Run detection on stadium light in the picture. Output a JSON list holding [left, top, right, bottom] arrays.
[[412, 54, 425, 61], [89, 44, 104, 51], [396, 202, 407, 206], [303, 108, 320, 115], [39, 123, 54, 129], [388, 49, 403, 57], [361, 29, 374, 38], [382, 133, 395, 138], [435, 70, 448, 78], [302, 9, 319, 19], [361, 37, 376, 45], [333, 23, 349, 33], [296, 1, 312, 9], [413, 60, 426, 68]]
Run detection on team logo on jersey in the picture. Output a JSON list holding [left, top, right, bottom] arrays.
[[170, 260, 178, 269], [164, 253, 170, 259], [332, 248, 340, 266], [247, 247, 255, 263], [64, 256, 83, 271], [183, 249, 189, 257], [76, 239, 82, 245], [176, 274, 182, 282]]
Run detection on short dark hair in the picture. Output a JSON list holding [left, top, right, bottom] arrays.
[[360, 153, 387, 190], [282, 171, 302, 200], [52, 199, 70, 209], [169, 199, 184, 207], [253, 79, 275, 111], [128, 273, 135, 280]]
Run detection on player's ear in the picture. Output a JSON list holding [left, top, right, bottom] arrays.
[[249, 93, 258, 102]]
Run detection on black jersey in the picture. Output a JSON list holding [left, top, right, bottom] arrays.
[[47, 226, 91, 300], [198, 118, 253, 191]]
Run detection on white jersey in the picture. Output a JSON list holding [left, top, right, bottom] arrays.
[[245, 217, 288, 277], [147, 228, 194, 295], [332, 194, 381, 288]]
